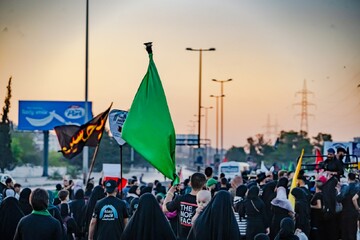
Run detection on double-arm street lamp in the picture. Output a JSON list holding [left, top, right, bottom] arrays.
[[186, 47, 216, 149], [212, 78, 232, 160]]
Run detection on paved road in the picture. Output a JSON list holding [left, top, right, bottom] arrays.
[[5, 165, 195, 190]]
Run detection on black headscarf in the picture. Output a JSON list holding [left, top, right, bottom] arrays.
[[274, 217, 299, 240], [261, 181, 277, 226], [140, 186, 152, 195], [236, 185, 248, 198], [128, 185, 139, 195], [121, 193, 176, 240], [84, 185, 105, 231], [247, 186, 260, 199], [0, 196, 25, 239], [187, 190, 240, 240], [19, 188, 32, 215]]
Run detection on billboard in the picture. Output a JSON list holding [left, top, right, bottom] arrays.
[[18, 101, 92, 131]]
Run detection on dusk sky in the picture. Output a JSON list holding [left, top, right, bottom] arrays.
[[0, 0, 359, 149]]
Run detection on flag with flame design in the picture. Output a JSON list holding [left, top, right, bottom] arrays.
[[54, 105, 111, 159]]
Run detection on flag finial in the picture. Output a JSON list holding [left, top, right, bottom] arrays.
[[144, 42, 153, 54]]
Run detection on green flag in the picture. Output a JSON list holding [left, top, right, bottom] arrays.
[[122, 47, 178, 184]]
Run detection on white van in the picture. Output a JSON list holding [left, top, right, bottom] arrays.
[[218, 161, 249, 179]]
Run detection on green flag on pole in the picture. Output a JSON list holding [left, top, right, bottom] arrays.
[[122, 43, 179, 184]]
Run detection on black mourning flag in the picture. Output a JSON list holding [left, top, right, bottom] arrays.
[[54, 105, 111, 159]]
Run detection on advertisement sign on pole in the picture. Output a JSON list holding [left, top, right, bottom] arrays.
[[18, 101, 92, 131]]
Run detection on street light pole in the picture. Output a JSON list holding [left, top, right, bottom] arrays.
[[201, 106, 212, 165], [83, 0, 90, 184], [212, 79, 232, 161], [186, 47, 215, 149], [210, 95, 224, 157]]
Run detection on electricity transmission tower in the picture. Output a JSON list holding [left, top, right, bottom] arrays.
[[294, 80, 315, 134], [263, 114, 280, 143]]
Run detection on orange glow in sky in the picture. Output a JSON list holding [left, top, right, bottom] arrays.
[[0, 0, 359, 148]]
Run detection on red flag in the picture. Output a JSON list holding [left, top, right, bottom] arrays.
[[222, 157, 228, 162], [315, 148, 323, 171]]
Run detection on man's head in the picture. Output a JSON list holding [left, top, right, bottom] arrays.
[[256, 172, 266, 184], [132, 179, 139, 186], [278, 170, 288, 179], [58, 189, 69, 201], [220, 177, 228, 187], [56, 183, 62, 191], [336, 147, 346, 161], [5, 177, 13, 187], [231, 175, 243, 189], [14, 183, 21, 193], [30, 188, 49, 211], [204, 167, 213, 179], [190, 172, 206, 191], [63, 179, 69, 187], [348, 172, 356, 182], [104, 180, 118, 194], [327, 148, 335, 159]]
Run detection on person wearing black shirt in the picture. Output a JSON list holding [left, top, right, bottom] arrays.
[[13, 188, 62, 240], [88, 180, 128, 240], [322, 148, 344, 179], [163, 172, 206, 240], [310, 180, 325, 240]]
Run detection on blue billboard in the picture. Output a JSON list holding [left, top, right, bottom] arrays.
[[18, 101, 92, 131]]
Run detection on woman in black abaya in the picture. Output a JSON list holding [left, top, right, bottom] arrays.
[[0, 195, 25, 239], [84, 185, 105, 238], [291, 187, 311, 238], [121, 193, 176, 240], [245, 186, 268, 240], [187, 190, 240, 240], [270, 185, 294, 240], [19, 188, 32, 215], [69, 189, 86, 239]]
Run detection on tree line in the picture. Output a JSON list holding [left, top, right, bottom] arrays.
[[0, 77, 332, 174]]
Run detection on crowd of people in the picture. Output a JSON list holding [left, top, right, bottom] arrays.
[[0, 146, 359, 240]]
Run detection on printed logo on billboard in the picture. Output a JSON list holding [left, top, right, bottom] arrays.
[[64, 106, 85, 119]]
